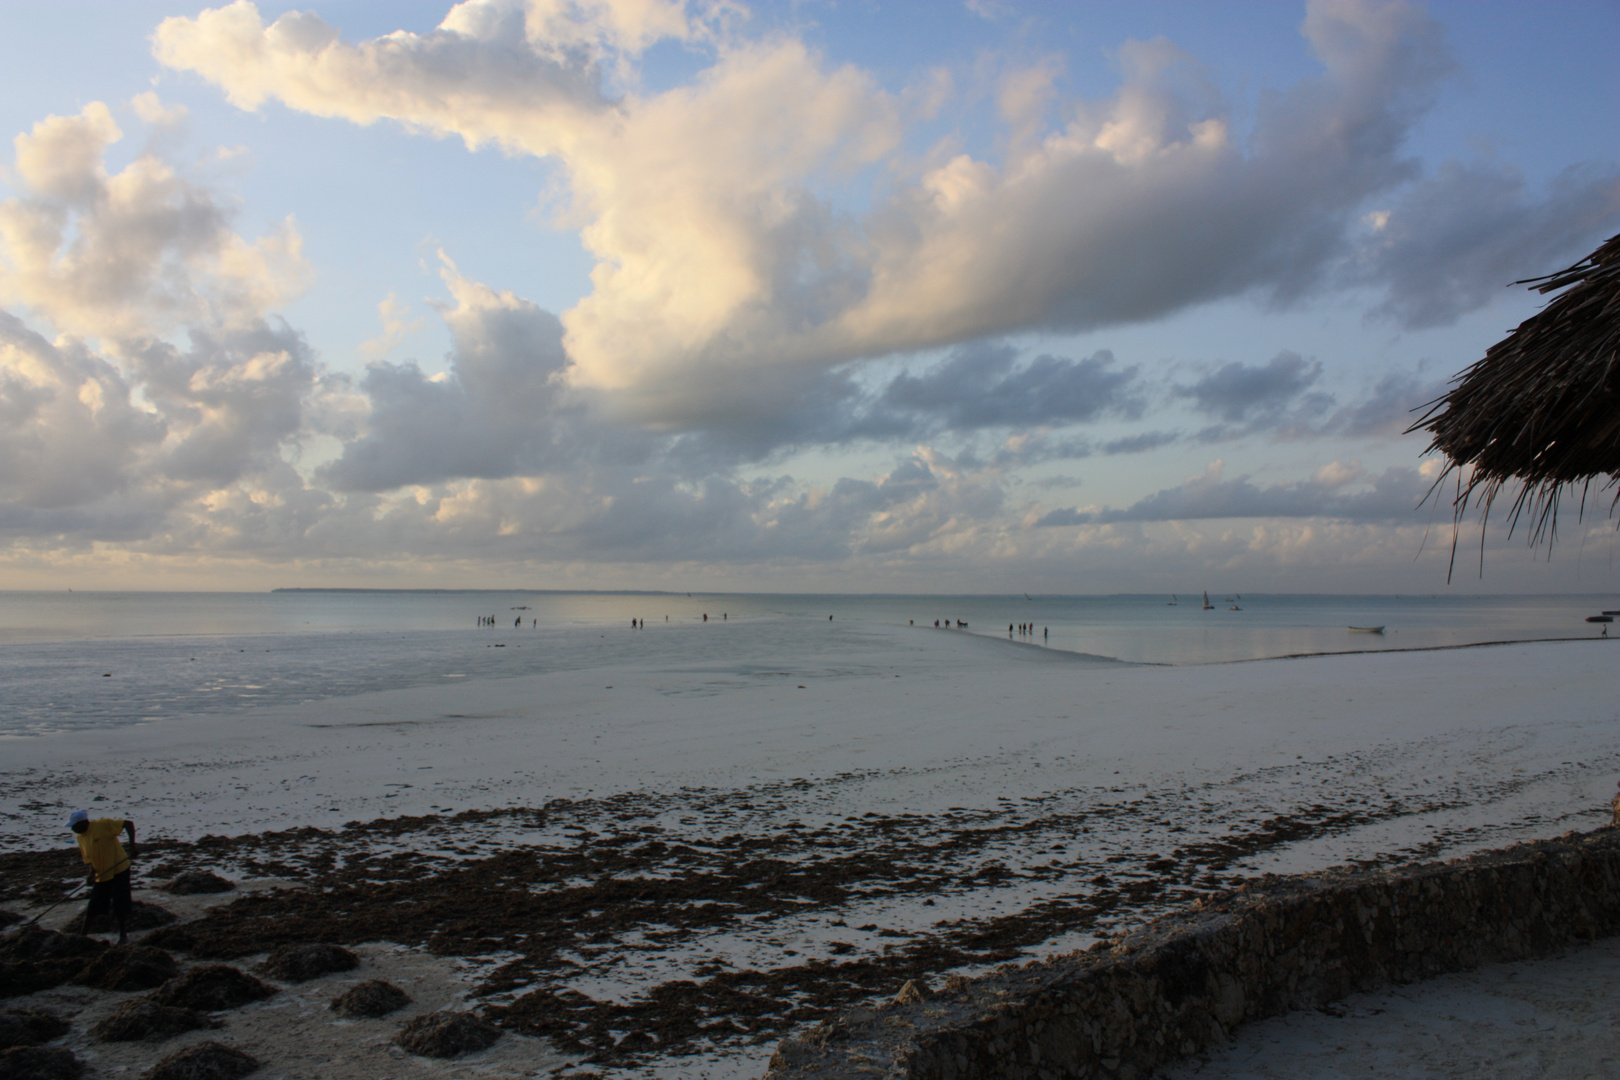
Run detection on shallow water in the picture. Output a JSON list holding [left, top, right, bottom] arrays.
[[0, 590, 1613, 737]]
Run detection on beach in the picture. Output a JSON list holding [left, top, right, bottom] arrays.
[[3, 618, 1618, 1078]]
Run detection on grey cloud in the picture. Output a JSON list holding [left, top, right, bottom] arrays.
[[1038, 463, 1432, 526], [0, 311, 166, 510], [985, 434, 1093, 468], [156, 442, 1009, 569], [667, 346, 1141, 472], [320, 284, 607, 492], [1175, 352, 1323, 423], [1356, 159, 1620, 329], [1103, 431, 1178, 455], [126, 322, 316, 487], [1034, 507, 1089, 527], [881, 346, 1143, 428], [1329, 372, 1446, 436]]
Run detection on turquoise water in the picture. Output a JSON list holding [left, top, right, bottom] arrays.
[[0, 590, 1612, 736]]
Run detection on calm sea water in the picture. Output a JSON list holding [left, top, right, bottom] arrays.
[[0, 590, 1613, 736]]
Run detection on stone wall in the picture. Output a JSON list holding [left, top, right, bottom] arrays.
[[762, 828, 1620, 1080]]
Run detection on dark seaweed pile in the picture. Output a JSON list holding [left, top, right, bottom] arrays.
[[1, 752, 1567, 1073]]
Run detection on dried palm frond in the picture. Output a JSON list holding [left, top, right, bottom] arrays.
[[1411, 232, 1620, 577]]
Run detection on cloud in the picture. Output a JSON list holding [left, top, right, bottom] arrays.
[[1175, 352, 1325, 423], [356, 294, 427, 362], [1034, 507, 1089, 527], [1354, 158, 1620, 328], [319, 259, 596, 491], [1327, 371, 1445, 436], [1037, 459, 1433, 526], [125, 321, 318, 487], [1102, 431, 1178, 455], [0, 101, 308, 345], [1170, 351, 1336, 440], [0, 311, 165, 512], [155, 0, 1549, 428], [880, 345, 1142, 429], [655, 344, 1141, 469]]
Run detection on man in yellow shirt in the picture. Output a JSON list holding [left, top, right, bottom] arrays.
[[68, 810, 137, 944]]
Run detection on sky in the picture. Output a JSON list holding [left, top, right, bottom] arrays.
[[0, 0, 1617, 594]]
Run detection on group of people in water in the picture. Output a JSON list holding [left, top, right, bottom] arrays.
[[471, 611, 1047, 638], [477, 614, 536, 627]]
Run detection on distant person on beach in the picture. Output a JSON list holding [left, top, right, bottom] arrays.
[[69, 810, 135, 944]]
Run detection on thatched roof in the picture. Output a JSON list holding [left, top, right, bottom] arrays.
[[1411, 232, 1620, 568]]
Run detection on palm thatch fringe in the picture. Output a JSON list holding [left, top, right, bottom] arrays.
[[1410, 232, 1620, 578]]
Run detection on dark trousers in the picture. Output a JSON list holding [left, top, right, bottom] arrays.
[[85, 868, 133, 924]]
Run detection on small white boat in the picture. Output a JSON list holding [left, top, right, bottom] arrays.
[[1348, 625, 1385, 634]]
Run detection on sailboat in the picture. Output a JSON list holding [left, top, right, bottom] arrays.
[[1202, 591, 1214, 610], [1167, 594, 1177, 606]]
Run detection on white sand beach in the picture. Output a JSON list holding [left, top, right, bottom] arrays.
[[4, 620, 1619, 1078]]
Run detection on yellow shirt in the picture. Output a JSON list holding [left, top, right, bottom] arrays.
[[76, 818, 130, 883]]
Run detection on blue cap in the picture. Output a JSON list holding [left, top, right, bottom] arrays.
[[67, 809, 89, 829]]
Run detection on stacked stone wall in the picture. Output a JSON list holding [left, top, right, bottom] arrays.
[[763, 828, 1620, 1080]]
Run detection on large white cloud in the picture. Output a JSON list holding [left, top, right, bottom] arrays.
[[0, 101, 307, 345], [150, 0, 1619, 431]]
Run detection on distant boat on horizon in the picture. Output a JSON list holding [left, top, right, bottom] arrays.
[[1202, 591, 1214, 610], [1349, 625, 1385, 634], [1168, 594, 1177, 606]]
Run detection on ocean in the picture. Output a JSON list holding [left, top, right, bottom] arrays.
[[0, 589, 1613, 737]]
